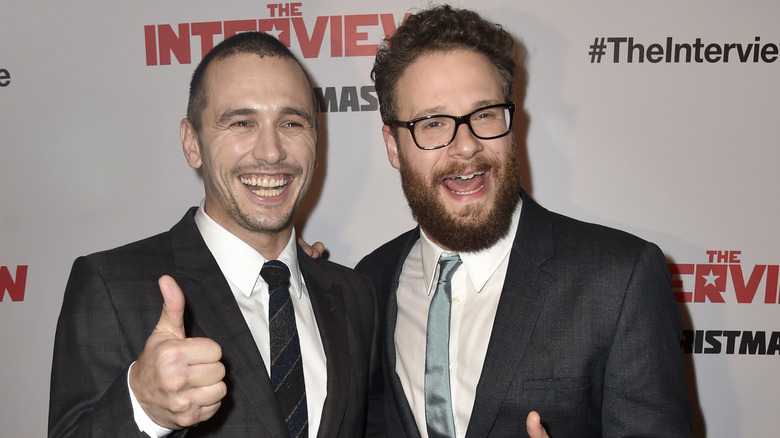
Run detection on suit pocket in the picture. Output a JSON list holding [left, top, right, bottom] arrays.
[[521, 376, 595, 432], [512, 376, 598, 437], [523, 376, 591, 391]]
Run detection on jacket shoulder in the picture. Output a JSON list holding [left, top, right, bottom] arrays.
[[77, 208, 197, 274], [544, 207, 653, 253], [355, 228, 417, 279]]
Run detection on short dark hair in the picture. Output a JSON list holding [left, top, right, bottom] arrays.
[[371, 5, 516, 125], [186, 31, 315, 133]]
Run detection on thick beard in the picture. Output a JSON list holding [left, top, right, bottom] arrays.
[[398, 145, 522, 252]]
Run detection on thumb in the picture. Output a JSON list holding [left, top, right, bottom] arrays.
[[156, 275, 187, 339], [526, 411, 547, 438]]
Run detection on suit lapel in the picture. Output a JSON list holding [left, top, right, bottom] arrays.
[[465, 193, 555, 438], [169, 210, 288, 438], [385, 229, 424, 438], [297, 248, 350, 437]]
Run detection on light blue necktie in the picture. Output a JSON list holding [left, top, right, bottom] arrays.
[[425, 254, 462, 438]]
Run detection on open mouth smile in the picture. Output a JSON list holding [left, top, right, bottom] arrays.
[[240, 175, 289, 197], [442, 171, 486, 195]]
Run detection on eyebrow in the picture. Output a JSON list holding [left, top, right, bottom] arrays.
[[279, 107, 315, 126], [410, 99, 503, 120], [218, 108, 258, 126], [217, 106, 314, 126]]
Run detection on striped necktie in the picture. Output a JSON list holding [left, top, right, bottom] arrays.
[[261, 260, 308, 438]]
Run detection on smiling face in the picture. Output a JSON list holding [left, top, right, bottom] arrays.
[[181, 53, 317, 257], [383, 49, 522, 252]]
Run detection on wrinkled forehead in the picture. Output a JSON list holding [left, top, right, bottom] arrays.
[[395, 49, 506, 119], [202, 54, 316, 116]]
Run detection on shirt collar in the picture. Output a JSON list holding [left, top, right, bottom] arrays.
[[419, 197, 523, 294], [193, 201, 304, 299]]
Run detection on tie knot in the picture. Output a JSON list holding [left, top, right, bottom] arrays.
[[260, 260, 291, 291], [438, 254, 462, 283]]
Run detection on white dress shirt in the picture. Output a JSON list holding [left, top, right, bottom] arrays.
[[394, 199, 522, 438], [130, 203, 326, 438]]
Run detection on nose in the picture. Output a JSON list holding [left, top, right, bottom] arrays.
[[251, 126, 286, 164], [447, 122, 483, 159]]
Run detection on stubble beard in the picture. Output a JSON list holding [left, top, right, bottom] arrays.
[[398, 145, 523, 253], [204, 160, 303, 236]]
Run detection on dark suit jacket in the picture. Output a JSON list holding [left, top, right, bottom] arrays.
[[49, 208, 384, 438], [356, 192, 693, 438]]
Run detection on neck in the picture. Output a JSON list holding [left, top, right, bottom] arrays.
[[240, 227, 293, 260]]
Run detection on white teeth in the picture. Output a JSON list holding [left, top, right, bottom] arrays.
[[445, 171, 485, 195], [249, 187, 284, 197], [453, 171, 484, 180], [453, 186, 483, 195], [240, 176, 288, 197], [240, 176, 287, 188]]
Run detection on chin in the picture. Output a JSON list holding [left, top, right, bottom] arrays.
[[444, 197, 493, 219]]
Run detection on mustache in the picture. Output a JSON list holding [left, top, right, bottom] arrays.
[[431, 156, 499, 181]]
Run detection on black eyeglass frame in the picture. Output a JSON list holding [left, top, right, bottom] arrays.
[[390, 102, 516, 150]]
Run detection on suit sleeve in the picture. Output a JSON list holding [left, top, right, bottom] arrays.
[[48, 256, 178, 438], [601, 242, 693, 437]]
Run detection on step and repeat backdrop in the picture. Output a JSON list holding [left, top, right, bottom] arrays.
[[1, 0, 777, 436]]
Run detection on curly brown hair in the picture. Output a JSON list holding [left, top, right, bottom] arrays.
[[371, 4, 516, 126]]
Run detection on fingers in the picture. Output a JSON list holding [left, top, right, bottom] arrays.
[[298, 237, 325, 259], [136, 338, 225, 429], [130, 276, 227, 429], [526, 411, 548, 438], [311, 241, 325, 257], [157, 275, 187, 339], [174, 394, 224, 428], [160, 383, 226, 429], [186, 359, 226, 388], [189, 381, 228, 410], [177, 337, 223, 364]]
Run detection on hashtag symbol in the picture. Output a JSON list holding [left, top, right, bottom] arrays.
[[589, 37, 607, 63]]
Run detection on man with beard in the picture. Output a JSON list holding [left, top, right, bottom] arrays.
[[355, 5, 693, 438], [48, 32, 382, 438]]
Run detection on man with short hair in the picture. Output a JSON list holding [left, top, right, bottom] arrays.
[[49, 31, 382, 438], [357, 5, 693, 437]]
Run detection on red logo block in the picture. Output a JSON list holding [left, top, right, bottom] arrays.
[[669, 250, 780, 304], [0, 265, 28, 302]]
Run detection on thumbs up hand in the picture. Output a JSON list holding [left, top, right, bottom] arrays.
[[130, 275, 227, 430]]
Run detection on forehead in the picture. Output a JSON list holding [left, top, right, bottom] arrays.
[[203, 53, 314, 113], [395, 49, 505, 118]]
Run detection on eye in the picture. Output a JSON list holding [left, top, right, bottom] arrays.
[[473, 109, 497, 120], [278, 120, 308, 136], [281, 120, 303, 128], [419, 117, 448, 131], [227, 118, 257, 131]]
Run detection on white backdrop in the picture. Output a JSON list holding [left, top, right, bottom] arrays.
[[2, 1, 778, 436]]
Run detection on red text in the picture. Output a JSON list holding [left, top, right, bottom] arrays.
[[144, 11, 410, 65], [670, 250, 779, 304], [0, 265, 28, 302]]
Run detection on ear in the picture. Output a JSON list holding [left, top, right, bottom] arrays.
[[382, 124, 401, 170], [180, 118, 202, 169]]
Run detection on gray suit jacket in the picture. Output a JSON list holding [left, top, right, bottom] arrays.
[[49, 208, 384, 437], [356, 192, 692, 438]]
